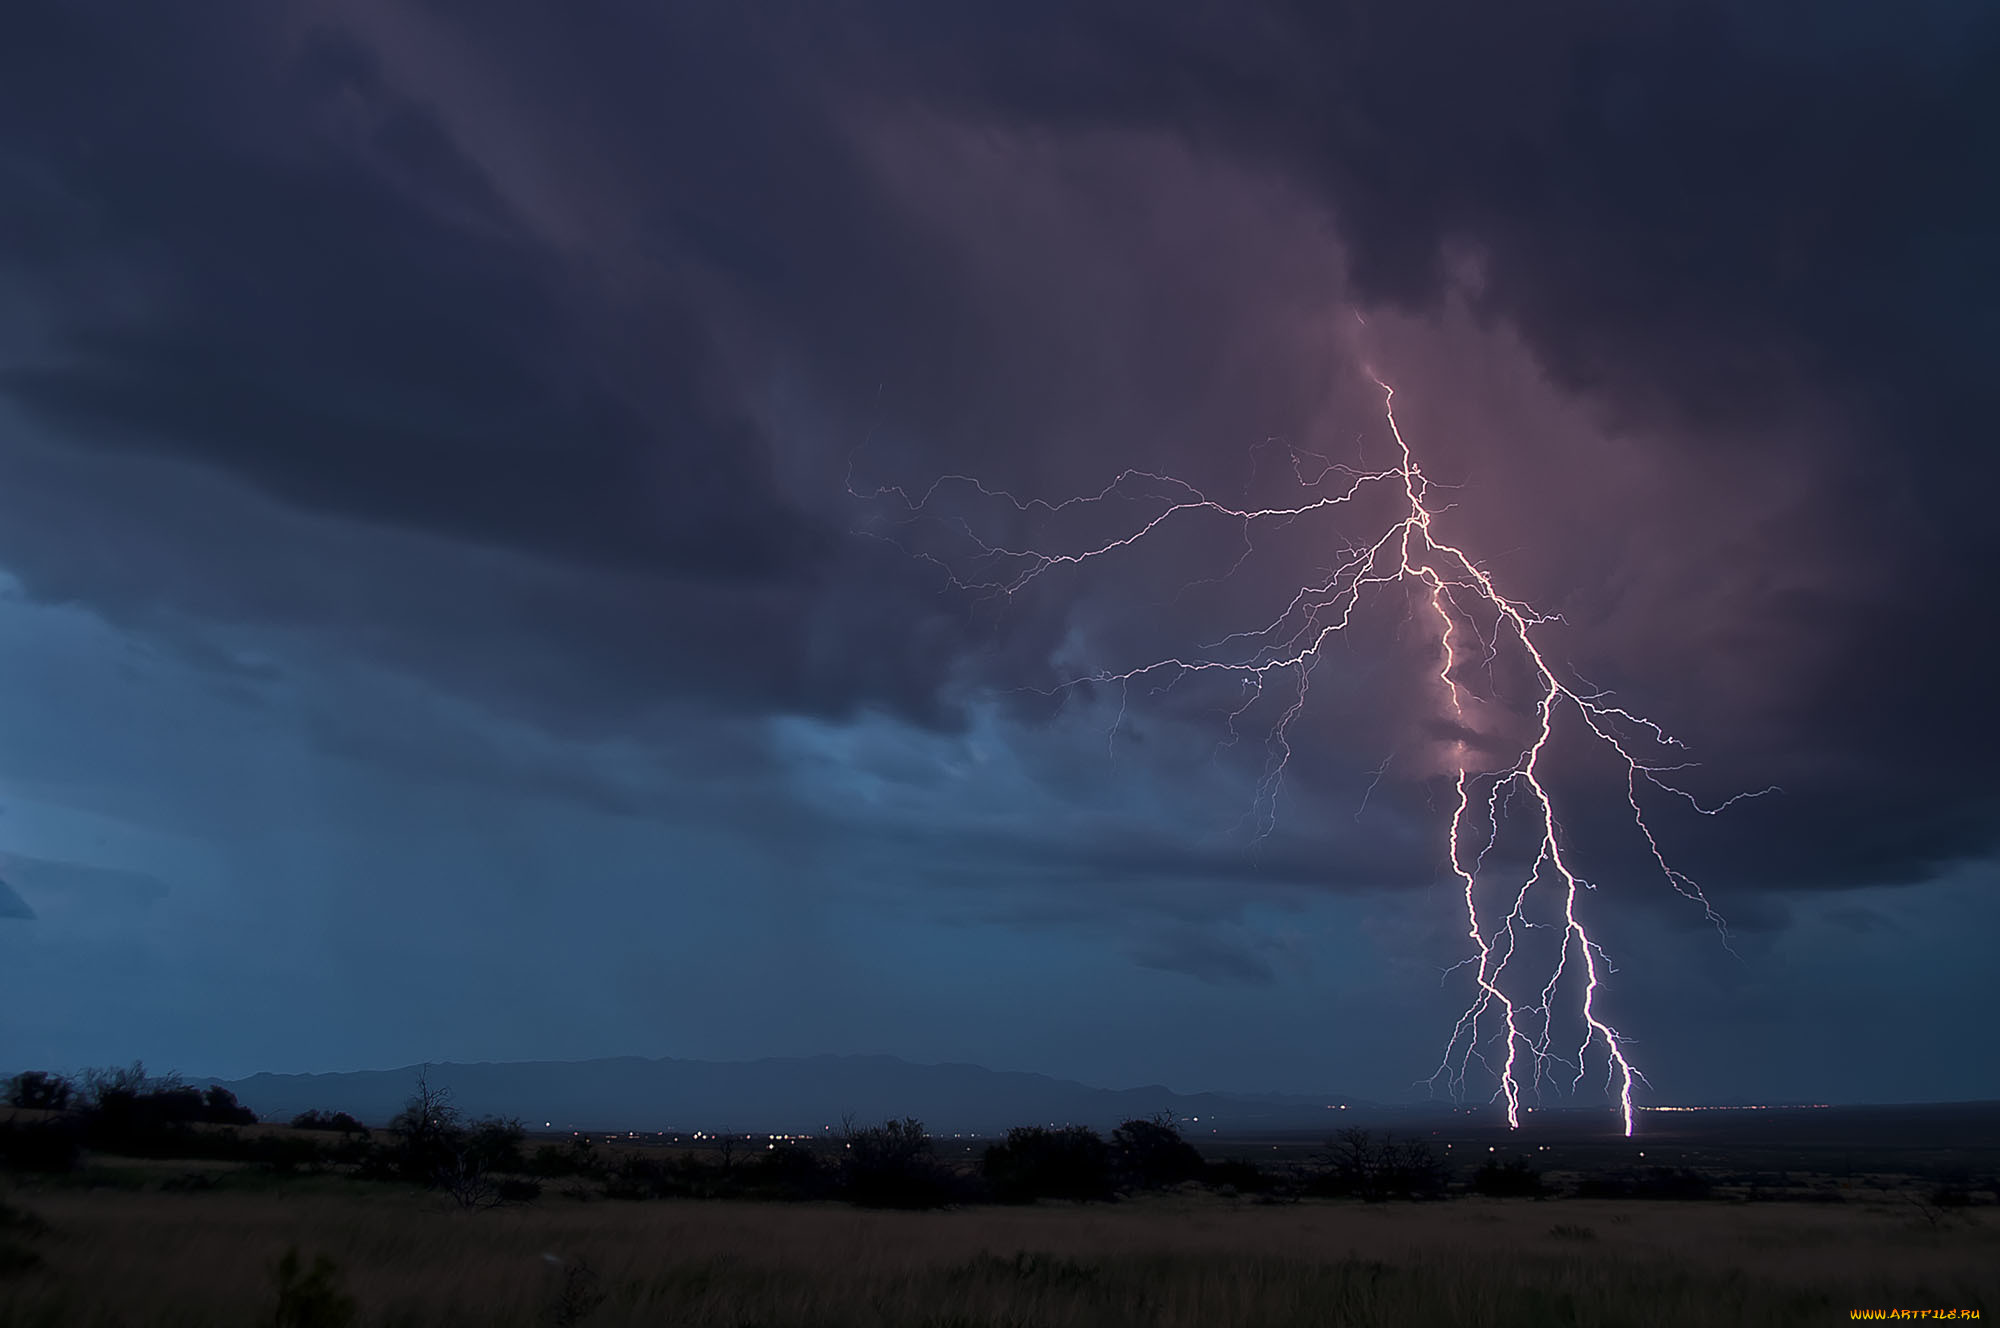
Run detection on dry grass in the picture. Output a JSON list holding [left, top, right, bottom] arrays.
[[2, 1181, 1994, 1327]]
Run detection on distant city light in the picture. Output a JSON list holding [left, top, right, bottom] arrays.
[[1640, 1104, 1830, 1113]]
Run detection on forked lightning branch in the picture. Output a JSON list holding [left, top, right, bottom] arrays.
[[856, 378, 1772, 1136]]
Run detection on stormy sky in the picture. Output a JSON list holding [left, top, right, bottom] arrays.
[[2, 0, 1995, 1108]]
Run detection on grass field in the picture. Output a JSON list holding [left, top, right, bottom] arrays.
[[3, 1172, 1994, 1327]]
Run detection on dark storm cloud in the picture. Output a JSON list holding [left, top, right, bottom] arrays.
[[1131, 927, 1280, 987], [1, 0, 1994, 910], [1823, 904, 1903, 937], [810, 0, 2000, 895], [1, 5, 805, 579], [831, 0, 1999, 456], [0, 0, 983, 734]]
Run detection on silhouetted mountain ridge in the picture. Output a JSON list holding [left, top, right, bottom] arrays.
[[218, 1054, 1382, 1133]]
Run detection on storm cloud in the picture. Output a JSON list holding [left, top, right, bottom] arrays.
[[1, 0, 1994, 1104]]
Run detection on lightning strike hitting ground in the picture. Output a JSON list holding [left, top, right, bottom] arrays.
[[856, 378, 1771, 1136]]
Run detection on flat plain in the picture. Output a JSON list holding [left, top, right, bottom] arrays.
[[3, 1102, 1996, 1327]]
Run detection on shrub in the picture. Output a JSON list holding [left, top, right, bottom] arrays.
[[79, 1062, 152, 1105], [250, 1134, 331, 1175], [1310, 1129, 1448, 1201], [6, 1071, 75, 1112], [531, 1142, 599, 1178], [841, 1117, 956, 1209], [604, 1154, 682, 1200], [1110, 1116, 1205, 1190], [982, 1126, 1114, 1203], [51, 1065, 258, 1154], [750, 1144, 833, 1200], [386, 1069, 465, 1184], [201, 1085, 257, 1125], [462, 1117, 527, 1174], [290, 1111, 369, 1136]]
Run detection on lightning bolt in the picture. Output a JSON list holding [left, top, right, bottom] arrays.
[[854, 376, 1773, 1136]]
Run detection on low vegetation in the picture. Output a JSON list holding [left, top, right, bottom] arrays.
[[2, 1182, 1994, 1326], [4, 1067, 1996, 1324]]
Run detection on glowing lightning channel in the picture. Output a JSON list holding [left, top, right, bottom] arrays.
[[854, 377, 1774, 1136]]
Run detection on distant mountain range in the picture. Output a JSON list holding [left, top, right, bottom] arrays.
[[218, 1054, 1393, 1134]]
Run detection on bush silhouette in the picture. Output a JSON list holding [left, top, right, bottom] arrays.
[[6, 1071, 74, 1112], [38, 1064, 261, 1154], [250, 1134, 330, 1176], [531, 1140, 600, 1179], [461, 1117, 527, 1174], [1110, 1115, 1205, 1190], [1309, 1129, 1447, 1201], [750, 1143, 833, 1200], [289, 1111, 369, 1136], [982, 1126, 1114, 1203], [604, 1153, 691, 1200], [200, 1085, 256, 1125], [841, 1117, 955, 1209], [385, 1068, 465, 1184]]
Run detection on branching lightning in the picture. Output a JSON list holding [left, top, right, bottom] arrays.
[[854, 375, 1773, 1136]]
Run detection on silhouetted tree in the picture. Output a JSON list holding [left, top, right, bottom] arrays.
[[840, 1116, 955, 1209], [1311, 1129, 1446, 1201], [289, 1110, 370, 1137], [750, 1143, 833, 1200], [1111, 1115, 1204, 1190], [65, 1063, 257, 1152], [201, 1085, 256, 1125], [711, 1132, 739, 1175], [462, 1117, 526, 1174], [386, 1067, 465, 1184], [381, 1070, 530, 1208], [982, 1126, 1114, 1203], [250, 1133, 330, 1175], [79, 1062, 152, 1105], [437, 1152, 505, 1211], [531, 1138, 599, 1178], [6, 1072, 74, 1112]]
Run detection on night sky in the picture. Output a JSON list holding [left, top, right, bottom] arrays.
[[3, 1, 1996, 1109]]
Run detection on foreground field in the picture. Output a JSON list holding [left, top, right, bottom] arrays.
[[2, 1180, 1994, 1327]]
